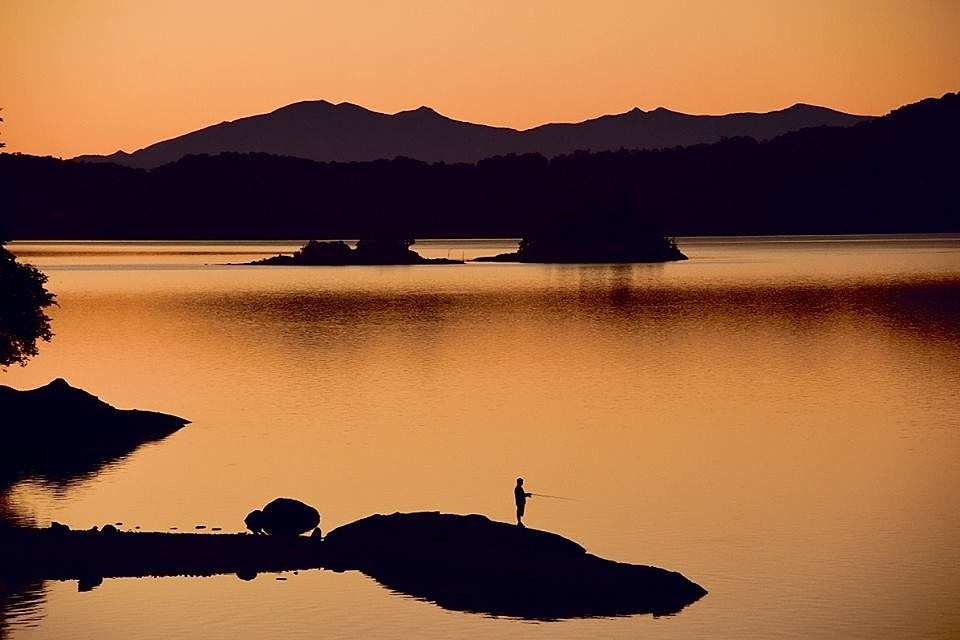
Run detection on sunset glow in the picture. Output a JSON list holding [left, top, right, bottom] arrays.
[[1, 0, 958, 158]]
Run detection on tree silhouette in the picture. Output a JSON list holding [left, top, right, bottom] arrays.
[[0, 241, 56, 368]]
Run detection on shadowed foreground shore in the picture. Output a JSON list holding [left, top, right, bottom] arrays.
[[0, 512, 706, 619]]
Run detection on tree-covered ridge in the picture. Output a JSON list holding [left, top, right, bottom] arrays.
[[1, 91, 957, 240]]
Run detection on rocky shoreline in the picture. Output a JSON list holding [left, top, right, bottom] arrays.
[[0, 512, 706, 619]]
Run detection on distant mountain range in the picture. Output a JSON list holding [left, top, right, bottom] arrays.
[[74, 101, 870, 167]]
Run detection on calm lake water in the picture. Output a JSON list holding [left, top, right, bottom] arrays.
[[2, 236, 959, 639]]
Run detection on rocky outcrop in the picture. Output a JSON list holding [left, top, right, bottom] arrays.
[[0, 512, 706, 619], [324, 512, 706, 618], [0, 378, 188, 484]]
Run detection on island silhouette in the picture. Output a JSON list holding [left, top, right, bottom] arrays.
[[249, 238, 462, 266]]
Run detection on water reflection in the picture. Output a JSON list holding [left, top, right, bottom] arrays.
[[0, 579, 46, 638]]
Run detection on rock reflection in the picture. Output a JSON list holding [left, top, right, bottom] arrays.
[[0, 579, 46, 637]]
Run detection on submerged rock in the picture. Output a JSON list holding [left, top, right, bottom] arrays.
[[245, 498, 320, 537], [324, 512, 707, 619]]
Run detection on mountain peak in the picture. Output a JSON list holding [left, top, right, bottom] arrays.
[[396, 105, 442, 117]]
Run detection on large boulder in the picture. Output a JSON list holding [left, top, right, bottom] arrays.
[[245, 498, 319, 537]]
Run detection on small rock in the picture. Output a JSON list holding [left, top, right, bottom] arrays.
[[88, 526, 99, 532], [101, 524, 118, 535], [276, 576, 287, 581], [244, 509, 264, 534], [310, 527, 323, 540], [170, 527, 178, 530], [212, 527, 222, 531], [50, 521, 70, 533], [195, 525, 206, 530], [114, 522, 123, 526]]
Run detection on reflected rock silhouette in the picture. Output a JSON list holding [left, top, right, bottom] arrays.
[[0, 578, 46, 635], [0, 378, 189, 486], [324, 512, 707, 619]]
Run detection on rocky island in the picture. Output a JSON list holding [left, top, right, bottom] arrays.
[[476, 228, 686, 263], [249, 238, 462, 265], [475, 202, 687, 263]]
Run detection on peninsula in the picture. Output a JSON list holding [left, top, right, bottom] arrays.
[[0, 511, 707, 620]]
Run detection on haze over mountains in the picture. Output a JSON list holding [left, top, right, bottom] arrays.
[[74, 100, 870, 167]]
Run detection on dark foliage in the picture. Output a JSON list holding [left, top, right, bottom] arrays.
[[0, 243, 56, 368], [1, 92, 957, 240]]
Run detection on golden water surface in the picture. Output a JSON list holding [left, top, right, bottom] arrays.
[[2, 237, 959, 639]]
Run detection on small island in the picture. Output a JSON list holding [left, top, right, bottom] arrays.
[[476, 226, 686, 264], [249, 238, 463, 266], [476, 200, 687, 263]]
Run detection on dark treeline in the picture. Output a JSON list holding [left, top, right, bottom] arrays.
[[1, 92, 957, 239]]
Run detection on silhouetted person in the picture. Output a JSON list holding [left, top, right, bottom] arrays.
[[515, 477, 532, 527]]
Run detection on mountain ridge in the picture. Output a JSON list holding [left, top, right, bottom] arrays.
[[8, 90, 954, 240], [74, 100, 871, 168]]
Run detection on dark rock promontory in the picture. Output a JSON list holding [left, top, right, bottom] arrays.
[[324, 512, 706, 618], [0, 378, 189, 484], [249, 238, 462, 266]]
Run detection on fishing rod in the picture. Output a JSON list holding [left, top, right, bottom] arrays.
[[530, 493, 579, 501]]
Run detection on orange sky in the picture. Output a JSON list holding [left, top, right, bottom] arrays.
[[1, 0, 958, 158]]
